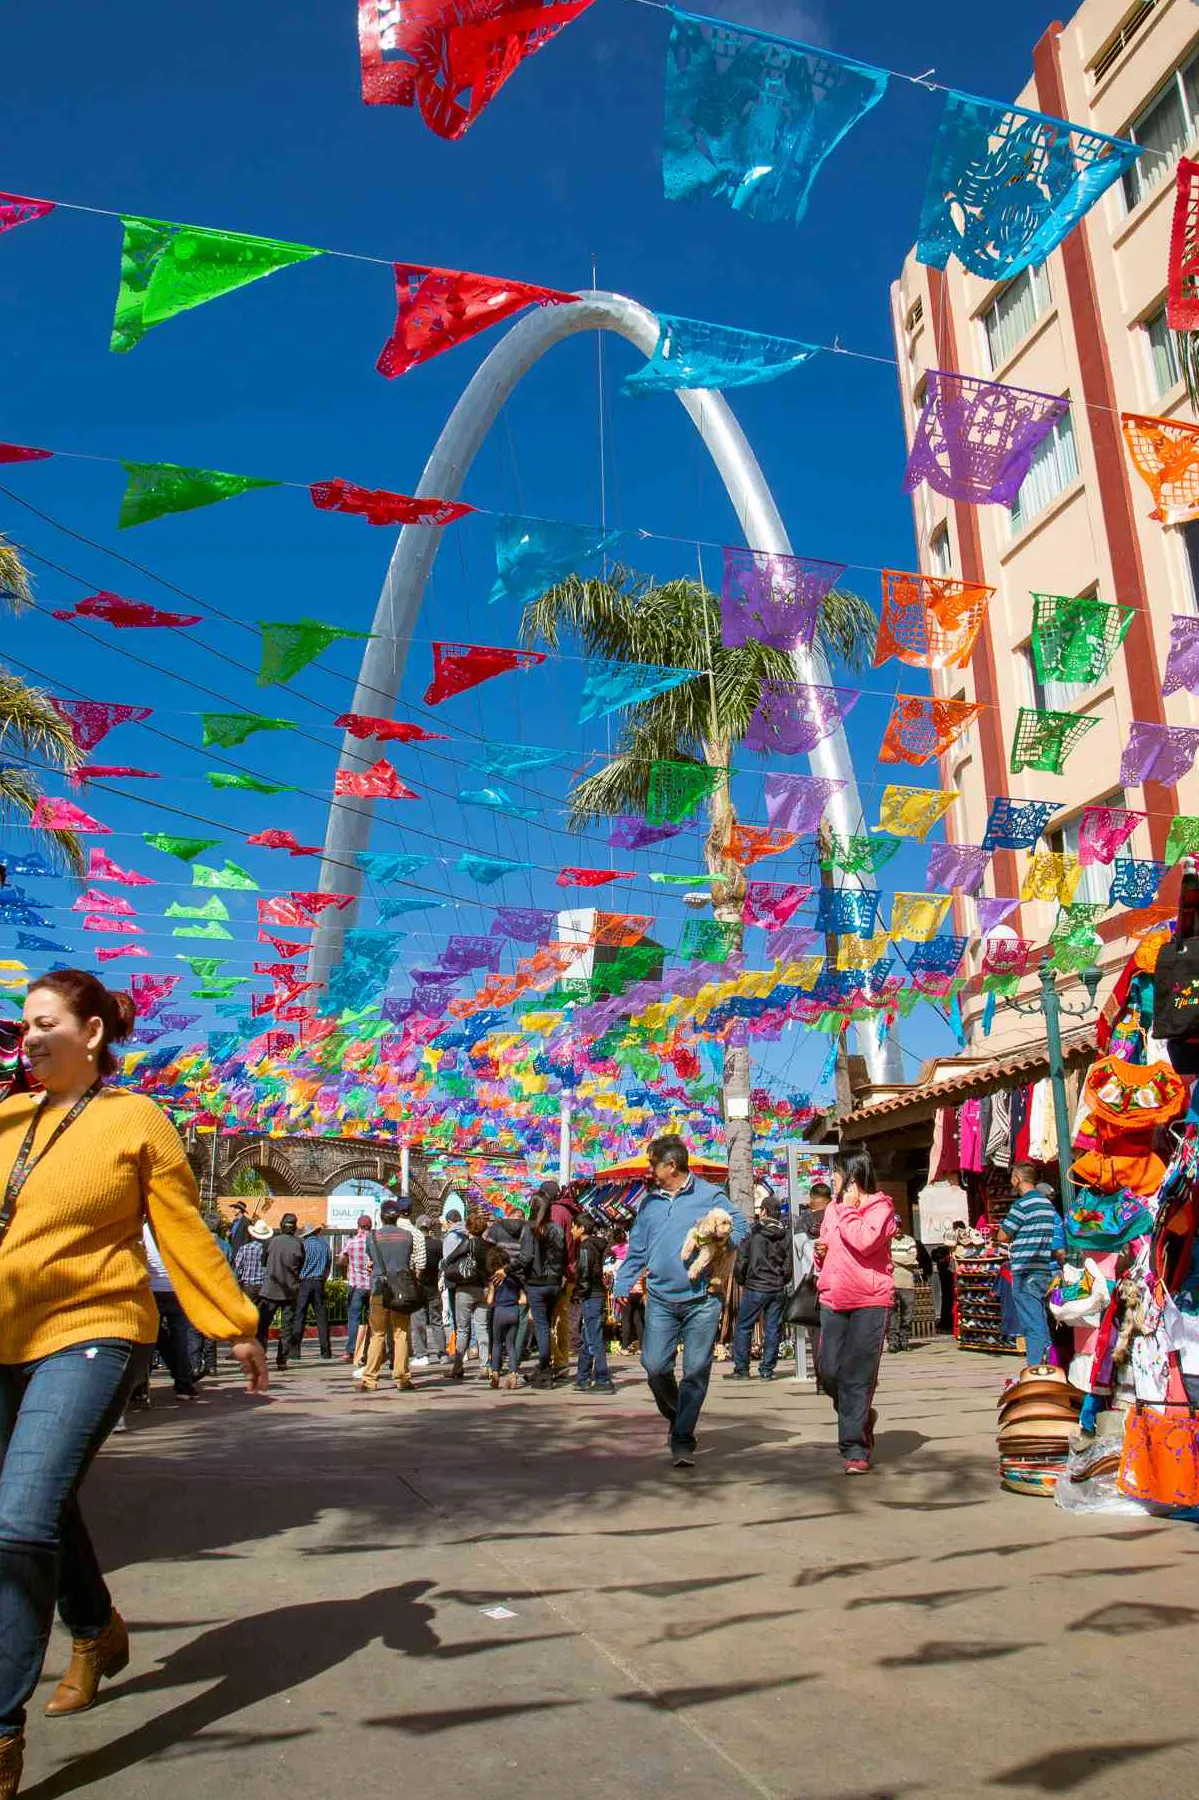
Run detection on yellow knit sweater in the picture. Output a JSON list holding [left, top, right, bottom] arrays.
[[0, 1086, 258, 1364]]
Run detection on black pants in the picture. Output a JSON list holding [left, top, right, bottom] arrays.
[[155, 1293, 197, 1394], [490, 1304, 521, 1375], [621, 1293, 645, 1350], [256, 1298, 295, 1366], [887, 1289, 916, 1351], [290, 1280, 332, 1358], [819, 1305, 888, 1461]]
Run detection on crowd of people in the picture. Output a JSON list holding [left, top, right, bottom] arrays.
[[0, 968, 920, 1800]]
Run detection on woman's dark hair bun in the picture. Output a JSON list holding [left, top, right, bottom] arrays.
[[108, 990, 137, 1042], [26, 969, 136, 1075]]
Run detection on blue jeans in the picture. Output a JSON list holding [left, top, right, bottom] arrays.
[[1012, 1269, 1053, 1367], [732, 1289, 786, 1376], [525, 1285, 560, 1373], [576, 1296, 610, 1384], [0, 1338, 151, 1734], [346, 1286, 370, 1356], [641, 1292, 722, 1453]]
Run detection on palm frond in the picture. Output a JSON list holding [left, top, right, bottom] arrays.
[[0, 536, 33, 612], [814, 585, 879, 675], [566, 753, 651, 828], [0, 672, 82, 767], [0, 767, 85, 876]]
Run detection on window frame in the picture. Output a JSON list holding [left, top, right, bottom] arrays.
[[1142, 302, 1182, 399], [1122, 48, 1199, 211], [981, 265, 1052, 372], [1009, 409, 1080, 536]]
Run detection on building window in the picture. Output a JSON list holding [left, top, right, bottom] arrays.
[[1048, 792, 1129, 905], [1122, 48, 1199, 210], [1091, 1, 1161, 85], [929, 525, 952, 575], [1143, 304, 1182, 397], [1009, 410, 1079, 534], [906, 298, 923, 331], [982, 265, 1052, 371]]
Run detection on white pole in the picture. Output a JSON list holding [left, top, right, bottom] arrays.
[[400, 1142, 410, 1199], [558, 1096, 573, 1186]]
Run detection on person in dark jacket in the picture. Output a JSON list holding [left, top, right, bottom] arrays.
[[444, 1210, 490, 1380], [571, 1218, 615, 1393], [544, 1180, 582, 1375], [226, 1201, 251, 1256], [410, 1215, 446, 1367], [518, 1192, 566, 1387], [361, 1200, 426, 1392], [729, 1195, 793, 1380], [256, 1214, 304, 1371]]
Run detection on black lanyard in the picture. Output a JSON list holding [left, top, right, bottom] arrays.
[[0, 1081, 102, 1244]]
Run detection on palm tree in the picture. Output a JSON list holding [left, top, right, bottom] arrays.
[[521, 566, 878, 1215], [0, 533, 86, 876]]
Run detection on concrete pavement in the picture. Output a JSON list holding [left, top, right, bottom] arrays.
[[17, 1338, 1198, 1800]]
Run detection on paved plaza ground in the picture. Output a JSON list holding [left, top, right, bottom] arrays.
[[17, 1338, 1199, 1800]]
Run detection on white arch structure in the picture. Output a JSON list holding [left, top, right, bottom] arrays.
[[307, 290, 902, 1083]]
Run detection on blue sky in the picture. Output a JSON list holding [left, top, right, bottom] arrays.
[[0, 0, 1062, 1097]]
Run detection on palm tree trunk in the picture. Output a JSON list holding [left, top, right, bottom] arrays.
[[703, 742, 754, 1219]]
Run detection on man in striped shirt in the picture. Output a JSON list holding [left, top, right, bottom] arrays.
[[998, 1162, 1060, 1368], [339, 1215, 375, 1363]]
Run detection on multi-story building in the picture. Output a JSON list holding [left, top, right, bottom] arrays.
[[889, 0, 1199, 1055]]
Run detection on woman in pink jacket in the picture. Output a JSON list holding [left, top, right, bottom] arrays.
[[815, 1146, 897, 1475]]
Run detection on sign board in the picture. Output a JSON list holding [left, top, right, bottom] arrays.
[[914, 1180, 970, 1246], [327, 1194, 381, 1230]]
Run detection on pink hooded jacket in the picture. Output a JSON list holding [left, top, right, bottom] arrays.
[[816, 1192, 897, 1310]]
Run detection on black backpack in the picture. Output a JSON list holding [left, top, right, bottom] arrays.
[[1153, 936, 1199, 1041]]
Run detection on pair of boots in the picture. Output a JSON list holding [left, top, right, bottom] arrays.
[[0, 1611, 128, 1798]]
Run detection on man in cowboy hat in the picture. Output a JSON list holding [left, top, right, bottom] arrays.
[[233, 1218, 272, 1306], [226, 1199, 251, 1257], [257, 1213, 304, 1371]]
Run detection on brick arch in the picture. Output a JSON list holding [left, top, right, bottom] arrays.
[[221, 1144, 300, 1196]]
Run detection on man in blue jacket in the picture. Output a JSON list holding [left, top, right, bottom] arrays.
[[614, 1134, 747, 1467]]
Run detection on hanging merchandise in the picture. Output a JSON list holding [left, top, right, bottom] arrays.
[[720, 548, 846, 653], [258, 618, 372, 686], [982, 797, 1055, 851], [376, 263, 576, 379], [0, 191, 55, 240], [661, 12, 888, 227], [916, 91, 1141, 278], [624, 315, 819, 394], [888, 892, 953, 943], [1009, 706, 1099, 775], [879, 693, 982, 765], [310, 478, 473, 527], [1166, 816, 1199, 863], [424, 641, 546, 705], [646, 760, 722, 824], [48, 698, 151, 753], [357, 0, 597, 136], [490, 515, 628, 607], [1030, 593, 1134, 685], [874, 570, 993, 669], [118, 461, 279, 529], [1020, 851, 1081, 905], [822, 834, 903, 876], [1119, 720, 1199, 788], [201, 713, 296, 748], [1122, 412, 1199, 524], [50, 591, 202, 629], [1110, 859, 1166, 908], [1071, 1056, 1185, 1197], [813, 888, 881, 937], [876, 784, 956, 840], [746, 681, 859, 754], [1169, 157, 1199, 330], [111, 216, 322, 353], [926, 842, 989, 895], [577, 658, 697, 722], [762, 772, 845, 834], [903, 370, 1069, 506], [722, 822, 798, 867], [1077, 805, 1145, 867]]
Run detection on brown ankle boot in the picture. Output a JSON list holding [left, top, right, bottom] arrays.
[[45, 1610, 129, 1717], [0, 1734, 23, 1800]]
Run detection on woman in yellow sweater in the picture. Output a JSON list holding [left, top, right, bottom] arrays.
[[0, 970, 268, 1800]]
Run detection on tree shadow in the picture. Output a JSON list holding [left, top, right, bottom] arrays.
[[989, 1739, 1190, 1791]]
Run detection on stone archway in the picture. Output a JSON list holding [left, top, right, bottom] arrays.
[[221, 1145, 299, 1196]]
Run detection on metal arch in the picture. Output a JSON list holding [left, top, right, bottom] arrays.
[[306, 289, 902, 1082]]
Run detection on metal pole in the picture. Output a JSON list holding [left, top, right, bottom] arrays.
[[1039, 963, 1074, 1207], [400, 1142, 410, 1199], [558, 1095, 573, 1185]]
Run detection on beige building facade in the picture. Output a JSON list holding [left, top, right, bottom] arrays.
[[889, 0, 1199, 1053]]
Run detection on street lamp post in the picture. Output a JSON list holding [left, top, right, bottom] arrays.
[[1009, 962, 1102, 1208]]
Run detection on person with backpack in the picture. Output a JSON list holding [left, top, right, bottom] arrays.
[[360, 1200, 426, 1394], [572, 1217, 615, 1393], [409, 1214, 446, 1368], [517, 1191, 567, 1388], [443, 1210, 490, 1381], [728, 1192, 793, 1381]]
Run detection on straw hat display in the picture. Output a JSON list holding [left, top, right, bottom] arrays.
[[997, 1364, 1085, 1497]]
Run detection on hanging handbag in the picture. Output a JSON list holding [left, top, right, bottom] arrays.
[[785, 1274, 821, 1328], [367, 1232, 421, 1315], [1152, 936, 1199, 1042], [1117, 1400, 1199, 1510]]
